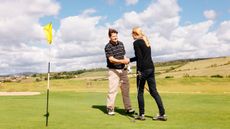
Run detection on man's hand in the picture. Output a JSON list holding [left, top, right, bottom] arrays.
[[122, 57, 130, 64], [109, 56, 130, 64]]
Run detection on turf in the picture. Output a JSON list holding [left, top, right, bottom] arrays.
[[0, 92, 229, 129]]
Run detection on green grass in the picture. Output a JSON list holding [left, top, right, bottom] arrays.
[[1, 56, 230, 129], [1, 68, 230, 129], [0, 92, 229, 129]]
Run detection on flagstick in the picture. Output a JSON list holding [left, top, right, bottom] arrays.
[[45, 45, 51, 127], [43, 22, 52, 127]]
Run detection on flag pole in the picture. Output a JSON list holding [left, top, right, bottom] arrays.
[[43, 22, 52, 127], [45, 45, 51, 127]]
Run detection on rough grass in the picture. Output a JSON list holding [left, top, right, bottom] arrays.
[[1, 77, 230, 94]]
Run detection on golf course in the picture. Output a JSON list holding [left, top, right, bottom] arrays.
[[0, 57, 230, 129]]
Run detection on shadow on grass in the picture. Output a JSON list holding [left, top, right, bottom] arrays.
[[92, 105, 137, 118], [91, 105, 107, 114], [115, 107, 128, 115], [91, 105, 152, 119], [91, 105, 128, 115], [115, 107, 152, 118]]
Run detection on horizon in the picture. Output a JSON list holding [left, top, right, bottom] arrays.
[[0, 55, 227, 76]]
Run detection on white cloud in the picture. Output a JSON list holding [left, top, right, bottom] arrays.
[[125, 0, 138, 5], [109, 0, 229, 61], [0, 0, 60, 75], [52, 55, 105, 72], [56, 9, 107, 55], [58, 10, 101, 42], [171, 21, 214, 46], [0, 0, 59, 18], [152, 19, 230, 60], [50, 9, 108, 72], [0, 44, 48, 75], [111, 0, 181, 38], [0, 0, 60, 46], [203, 10, 217, 20], [216, 21, 230, 42]]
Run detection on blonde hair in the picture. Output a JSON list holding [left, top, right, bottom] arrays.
[[132, 27, 150, 47]]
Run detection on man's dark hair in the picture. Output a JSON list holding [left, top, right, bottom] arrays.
[[108, 28, 118, 37]]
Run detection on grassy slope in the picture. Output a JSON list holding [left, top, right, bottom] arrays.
[[158, 56, 230, 78]]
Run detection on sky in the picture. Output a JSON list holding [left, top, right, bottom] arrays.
[[0, 0, 230, 75]]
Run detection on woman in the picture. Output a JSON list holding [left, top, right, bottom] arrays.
[[129, 27, 167, 121]]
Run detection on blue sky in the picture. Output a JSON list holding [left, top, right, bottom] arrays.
[[178, 0, 230, 25], [40, 0, 152, 29], [39, 0, 230, 29], [0, 0, 230, 75]]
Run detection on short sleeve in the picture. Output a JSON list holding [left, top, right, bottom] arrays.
[[105, 45, 113, 58]]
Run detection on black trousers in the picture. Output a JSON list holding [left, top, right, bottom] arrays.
[[137, 68, 165, 116]]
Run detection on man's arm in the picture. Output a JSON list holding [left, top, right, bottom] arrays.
[[108, 56, 129, 64]]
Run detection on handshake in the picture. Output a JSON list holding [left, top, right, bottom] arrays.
[[108, 56, 132, 73], [122, 57, 130, 64], [123, 57, 132, 73]]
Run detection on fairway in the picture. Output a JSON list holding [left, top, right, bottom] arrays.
[[0, 91, 230, 129]]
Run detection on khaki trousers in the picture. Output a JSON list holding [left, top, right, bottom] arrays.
[[106, 69, 132, 110]]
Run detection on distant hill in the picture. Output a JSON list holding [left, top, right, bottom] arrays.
[[68, 56, 230, 80], [42, 56, 230, 79], [156, 56, 230, 78], [154, 57, 211, 67], [3, 56, 229, 82]]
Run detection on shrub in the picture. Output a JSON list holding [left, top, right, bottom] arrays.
[[165, 76, 174, 78], [210, 75, 223, 78], [155, 72, 161, 75], [210, 64, 217, 67], [3, 79, 12, 82], [165, 67, 175, 72], [183, 73, 190, 78], [35, 78, 42, 82]]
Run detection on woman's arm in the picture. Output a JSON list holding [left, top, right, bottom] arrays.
[[130, 57, 137, 62], [133, 42, 143, 71]]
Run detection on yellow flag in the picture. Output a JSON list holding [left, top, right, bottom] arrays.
[[43, 23, 52, 44]]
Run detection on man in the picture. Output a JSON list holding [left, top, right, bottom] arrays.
[[104, 28, 134, 115]]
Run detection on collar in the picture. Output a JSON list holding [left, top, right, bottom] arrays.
[[109, 40, 119, 45]]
